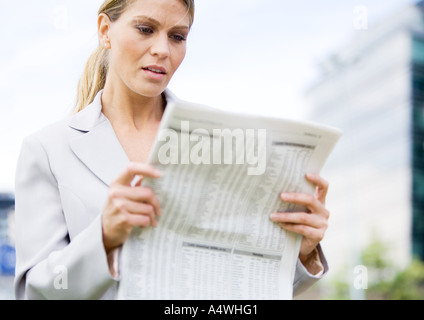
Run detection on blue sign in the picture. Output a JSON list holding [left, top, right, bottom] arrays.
[[0, 244, 15, 275]]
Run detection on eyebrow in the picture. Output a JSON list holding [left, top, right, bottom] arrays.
[[133, 15, 190, 30]]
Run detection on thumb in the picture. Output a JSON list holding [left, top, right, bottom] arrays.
[[114, 162, 162, 186]]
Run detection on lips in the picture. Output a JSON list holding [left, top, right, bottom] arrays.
[[142, 65, 167, 74]]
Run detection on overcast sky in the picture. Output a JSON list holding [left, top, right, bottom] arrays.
[[0, 0, 418, 192]]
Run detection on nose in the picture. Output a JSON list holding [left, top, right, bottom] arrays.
[[150, 33, 170, 59]]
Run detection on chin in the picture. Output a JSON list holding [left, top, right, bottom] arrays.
[[130, 83, 168, 98]]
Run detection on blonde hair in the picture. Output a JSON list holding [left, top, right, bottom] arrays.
[[74, 0, 195, 113]]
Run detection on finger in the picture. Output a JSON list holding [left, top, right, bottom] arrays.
[[270, 212, 323, 229], [114, 162, 163, 186], [115, 198, 158, 225], [280, 193, 328, 216], [110, 185, 162, 216], [278, 223, 325, 242], [123, 210, 156, 228], [305, 173, 329, 204]]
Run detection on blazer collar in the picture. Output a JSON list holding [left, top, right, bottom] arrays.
[[68, 89, 176, 186], [68, 89, 177, 132], [68, 90, 107, 132]]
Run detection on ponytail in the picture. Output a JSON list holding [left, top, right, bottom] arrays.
[[73, 0, 128, 113], [73, 45, 108, 113]]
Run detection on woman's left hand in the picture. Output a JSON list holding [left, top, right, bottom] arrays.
[[270, 173, 330, 263]]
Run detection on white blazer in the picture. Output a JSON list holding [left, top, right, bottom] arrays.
[[14, 90, 328, 300]]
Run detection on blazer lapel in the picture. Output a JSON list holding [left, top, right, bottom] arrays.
[[68, 91, 129, 186]]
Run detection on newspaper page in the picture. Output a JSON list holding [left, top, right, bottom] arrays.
[[116, 98, 342, 300]]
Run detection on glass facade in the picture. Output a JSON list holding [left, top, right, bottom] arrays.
[[0, 193, 15, 275], [0, 194, 15, 300], [412, 36, 424, 260]]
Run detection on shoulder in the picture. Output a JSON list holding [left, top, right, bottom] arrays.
[[22, 117, 74, 149], [16, 116, 82, 184], [19, 113, 85, 166]]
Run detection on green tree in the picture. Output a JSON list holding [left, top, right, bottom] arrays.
[[322, 238, 424, 300]]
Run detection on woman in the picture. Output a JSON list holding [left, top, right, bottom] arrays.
[[14, 0, 329, 300]]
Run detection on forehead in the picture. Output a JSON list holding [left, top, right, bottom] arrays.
[[122, 0, 190, 27]]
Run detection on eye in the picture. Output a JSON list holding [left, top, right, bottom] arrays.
[[136, 25, 154, 35], [170, 33, 187, 43]]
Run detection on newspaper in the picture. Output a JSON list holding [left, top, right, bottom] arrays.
[[116, 98, 342, 300]]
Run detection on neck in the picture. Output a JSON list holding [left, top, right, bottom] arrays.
[[101, 83, 164, 131]]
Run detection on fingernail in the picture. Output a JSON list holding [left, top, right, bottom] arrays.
[[281, 193, 290, 201], [270, 213, 277, 221], [306, 173, 316, 179]]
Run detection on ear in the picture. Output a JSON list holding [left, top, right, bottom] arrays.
[[98, 13, 112, 48]]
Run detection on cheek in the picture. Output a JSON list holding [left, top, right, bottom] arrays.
[[170, 46, 187, 72], [112, 36, 145, 67]]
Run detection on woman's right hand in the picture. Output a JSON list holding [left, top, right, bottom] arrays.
[[101, 162, 163, 254]]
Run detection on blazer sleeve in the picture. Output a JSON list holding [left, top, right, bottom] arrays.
[[14, 135, 117, 300], [293, 244, 329, 297]]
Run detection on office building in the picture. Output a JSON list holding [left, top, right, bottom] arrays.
[[0, 193, 15, 276], [304, 1, 424, 272]]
